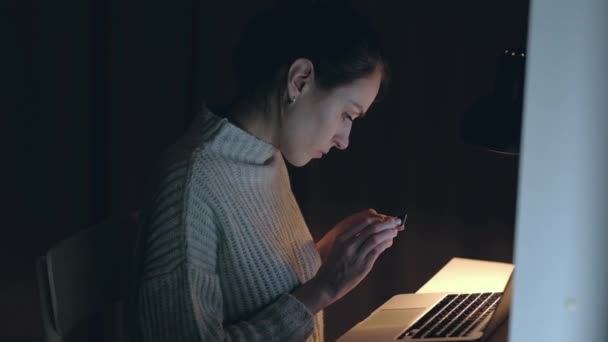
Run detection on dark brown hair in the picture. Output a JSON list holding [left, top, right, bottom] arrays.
[[232, 2, 389, 107]]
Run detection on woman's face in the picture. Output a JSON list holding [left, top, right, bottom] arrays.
[[279, 60, 383, 167]]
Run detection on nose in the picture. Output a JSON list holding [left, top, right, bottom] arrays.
[[334, 135, 349, 150]]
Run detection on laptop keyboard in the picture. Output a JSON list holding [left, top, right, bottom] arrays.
[[397, 292, 502, 340]]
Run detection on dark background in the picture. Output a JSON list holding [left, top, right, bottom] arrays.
[[3, 0, 528, 340]]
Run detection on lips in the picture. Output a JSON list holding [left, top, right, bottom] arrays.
[[313, 149, 329, 158]]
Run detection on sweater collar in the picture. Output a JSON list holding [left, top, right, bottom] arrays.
[[192, 107, 280, 165]]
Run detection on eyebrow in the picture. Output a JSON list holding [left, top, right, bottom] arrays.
[[350, 101, 367, 118]]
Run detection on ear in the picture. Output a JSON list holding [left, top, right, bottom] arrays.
[[286, 58, 314, 100]]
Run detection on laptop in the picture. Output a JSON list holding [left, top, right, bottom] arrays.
[[338, 272, 513, 341]]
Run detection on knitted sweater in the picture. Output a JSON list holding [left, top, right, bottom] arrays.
[[127, 108, 323, 341]]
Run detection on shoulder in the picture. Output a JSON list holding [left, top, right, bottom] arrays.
[[137, 152, 223, 278]]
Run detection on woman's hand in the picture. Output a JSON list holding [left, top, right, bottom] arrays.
[[293, 209, 404, 313], [316, 209, 403, 262]]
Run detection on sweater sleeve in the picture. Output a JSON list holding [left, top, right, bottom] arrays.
[[136, 266, 315, 342], [134, 170, 315, 341]]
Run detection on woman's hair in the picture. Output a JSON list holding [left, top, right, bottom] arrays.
[[232, 1, 389, 108]]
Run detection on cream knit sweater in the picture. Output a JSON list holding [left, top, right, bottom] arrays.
[[128, 108, 323, 341]]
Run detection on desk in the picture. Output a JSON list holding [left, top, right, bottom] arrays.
[[417, 258, 514, 342]]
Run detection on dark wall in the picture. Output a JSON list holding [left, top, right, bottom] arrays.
[[3, 0, 527, 340]]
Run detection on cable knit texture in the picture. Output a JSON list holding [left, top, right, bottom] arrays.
[[127, 107, 323, 341]]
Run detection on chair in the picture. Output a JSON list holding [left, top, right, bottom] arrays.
[[36, 215, 138, 342]]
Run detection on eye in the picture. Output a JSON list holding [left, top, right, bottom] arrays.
[[343, 113, 354, 122]]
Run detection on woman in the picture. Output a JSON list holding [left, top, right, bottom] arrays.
[[128, 3, 404, 341]]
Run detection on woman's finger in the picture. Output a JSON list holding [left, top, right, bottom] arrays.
[[358, 227, 397, 258], [362, 239, 394, 270], [341, 216, 383, 240], [353, 218, 401, 245], [347, 209, 377, 223]]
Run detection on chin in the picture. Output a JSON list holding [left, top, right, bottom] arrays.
[[290, 158, 310, 167], [283, 153, 311, 167]]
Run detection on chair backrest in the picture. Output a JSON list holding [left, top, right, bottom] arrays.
[[36, 216, 137, 341]]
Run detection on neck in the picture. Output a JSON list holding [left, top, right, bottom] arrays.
[[226, 97, 281, 148]]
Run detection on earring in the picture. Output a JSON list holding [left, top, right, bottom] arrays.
[[290, 96, 296, 103]]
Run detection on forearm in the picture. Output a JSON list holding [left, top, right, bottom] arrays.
[[291, 276, 333, 315]]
